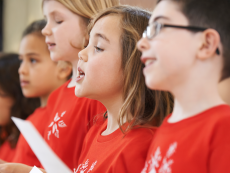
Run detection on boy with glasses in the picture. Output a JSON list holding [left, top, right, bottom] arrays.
[[137, 0, 230, 172]]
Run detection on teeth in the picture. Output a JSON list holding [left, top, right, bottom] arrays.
[[145, 59, 155, 66]]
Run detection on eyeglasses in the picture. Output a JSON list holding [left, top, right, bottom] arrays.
[[143, 22, 220, 55]]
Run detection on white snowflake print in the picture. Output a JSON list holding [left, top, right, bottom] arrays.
[[141, 147, 162, 173], [143, 142, 178, 173], [159, 142, 177, 173], [87, 161, 97, 173], [74, 160, 97, 173], [47, 111, 67, 140], [149, 147, 162, 173]]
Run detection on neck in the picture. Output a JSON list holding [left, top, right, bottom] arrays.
[[169, 75, 224, 123], [67, 56, 80, 88], [100, 92, 124, 136], [40, 95, 49, 108]]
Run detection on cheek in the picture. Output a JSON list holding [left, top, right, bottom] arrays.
[[144, 34, 195, 90], [86, 55, 123, 95]]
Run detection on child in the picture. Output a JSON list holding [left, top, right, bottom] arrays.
[[12, 19, 72, 167], [0, 53, 40, 162], [74, 6, 173, 173], [137, 0, 230, 172], [40, 0, 119, 170]]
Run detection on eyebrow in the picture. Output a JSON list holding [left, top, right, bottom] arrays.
[[44, 10, 61, 18], [19, 53, 40, 58], [149, 16, 170, 24], [95, 33, 110, 43]]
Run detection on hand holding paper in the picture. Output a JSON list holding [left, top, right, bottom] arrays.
[[12, 117, 73, 173]]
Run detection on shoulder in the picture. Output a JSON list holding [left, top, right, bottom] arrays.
[[121, 127, 157, 147]]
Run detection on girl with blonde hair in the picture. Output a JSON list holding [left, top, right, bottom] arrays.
[[0, 0, 119, 172]]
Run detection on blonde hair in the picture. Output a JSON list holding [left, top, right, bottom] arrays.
[[44, 0, 120, 19], [89, 6, 174, 132]]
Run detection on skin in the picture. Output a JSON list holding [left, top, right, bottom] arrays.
[[218, 77, 230, 105], [19, 34, 66, 107], [75, 15, 124, 135], [0, 89, 14, 126], [42, 0, 88, 87], [137, 1, 224, 123]]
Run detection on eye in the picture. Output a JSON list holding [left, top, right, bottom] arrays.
[[56, 21, 63, 24], [30, 58, 37, 64], [94, 46, 104, 53]]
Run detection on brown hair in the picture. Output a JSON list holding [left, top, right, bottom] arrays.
[[89, 5, 174, 131], [0, 53, 40, 148]]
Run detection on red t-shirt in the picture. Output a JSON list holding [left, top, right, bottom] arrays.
[[142, 104, 230, 173], [44, 80, 106, 171], [0, 141, 16, 162], [75, 119, 156, 173], [13, 107, 49, 167]]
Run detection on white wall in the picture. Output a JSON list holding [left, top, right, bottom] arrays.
[[3, 0, 43, 52]]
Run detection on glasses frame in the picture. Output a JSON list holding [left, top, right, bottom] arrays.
[[143, 22, 220, 55]]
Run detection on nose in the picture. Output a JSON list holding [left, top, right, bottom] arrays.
[[42, 22, 52, 36], [18, 60, 28, 75], [78, 48, 88, 62], [137, 37, 150, 52]]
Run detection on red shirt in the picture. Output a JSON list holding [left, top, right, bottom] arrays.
[[0, 141, 16, 162], [142, 104, 230, 173], [13, 107, 49, 167], [75, 119, 156, 173], [44, 80, 106, 171]]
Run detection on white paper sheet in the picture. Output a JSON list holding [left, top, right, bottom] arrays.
[[12, 117, 73, 173], [30, 166, 43, 173]]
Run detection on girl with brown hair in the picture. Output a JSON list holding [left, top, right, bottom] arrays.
[[74, 5, 173, 173]]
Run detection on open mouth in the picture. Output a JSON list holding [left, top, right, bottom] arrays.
[[76, 67, 85, 82], [47, 42, 56, 50], [145, 59, 156, 67]]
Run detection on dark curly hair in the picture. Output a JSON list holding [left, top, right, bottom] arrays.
[[0, 53, 40, 148]]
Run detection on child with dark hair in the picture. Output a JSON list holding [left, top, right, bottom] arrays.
[[0, 53, 40, 162], [9, 19, 72, 167], [138, 0, 230, 172]]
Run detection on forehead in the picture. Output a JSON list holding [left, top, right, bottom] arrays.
[[19, 34, 48, 54], [43, 0, 69, 15], [91, 15, 122, 40], [150, 1, 188, 24]]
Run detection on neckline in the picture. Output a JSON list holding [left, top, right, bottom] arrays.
[[97, 120, 123, 143], [163, 104, 229, 128]]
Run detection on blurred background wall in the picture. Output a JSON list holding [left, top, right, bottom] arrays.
[[1, 0, 155, 53], [3, 0, 43, 52]]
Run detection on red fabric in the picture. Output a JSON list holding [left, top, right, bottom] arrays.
[[44, 80, 106, 171], [0, 141, 16, 162], [142, 104, 230, 173], [12, 107, 49, 167], [75, 120, 156, 173]]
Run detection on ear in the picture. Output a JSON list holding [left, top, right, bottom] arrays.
[[56, 61, 72, 80], [197, 29, 220, 60]]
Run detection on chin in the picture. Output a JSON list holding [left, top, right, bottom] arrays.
[[74, 87, 84, 98], [50, 52, 63, 62]]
